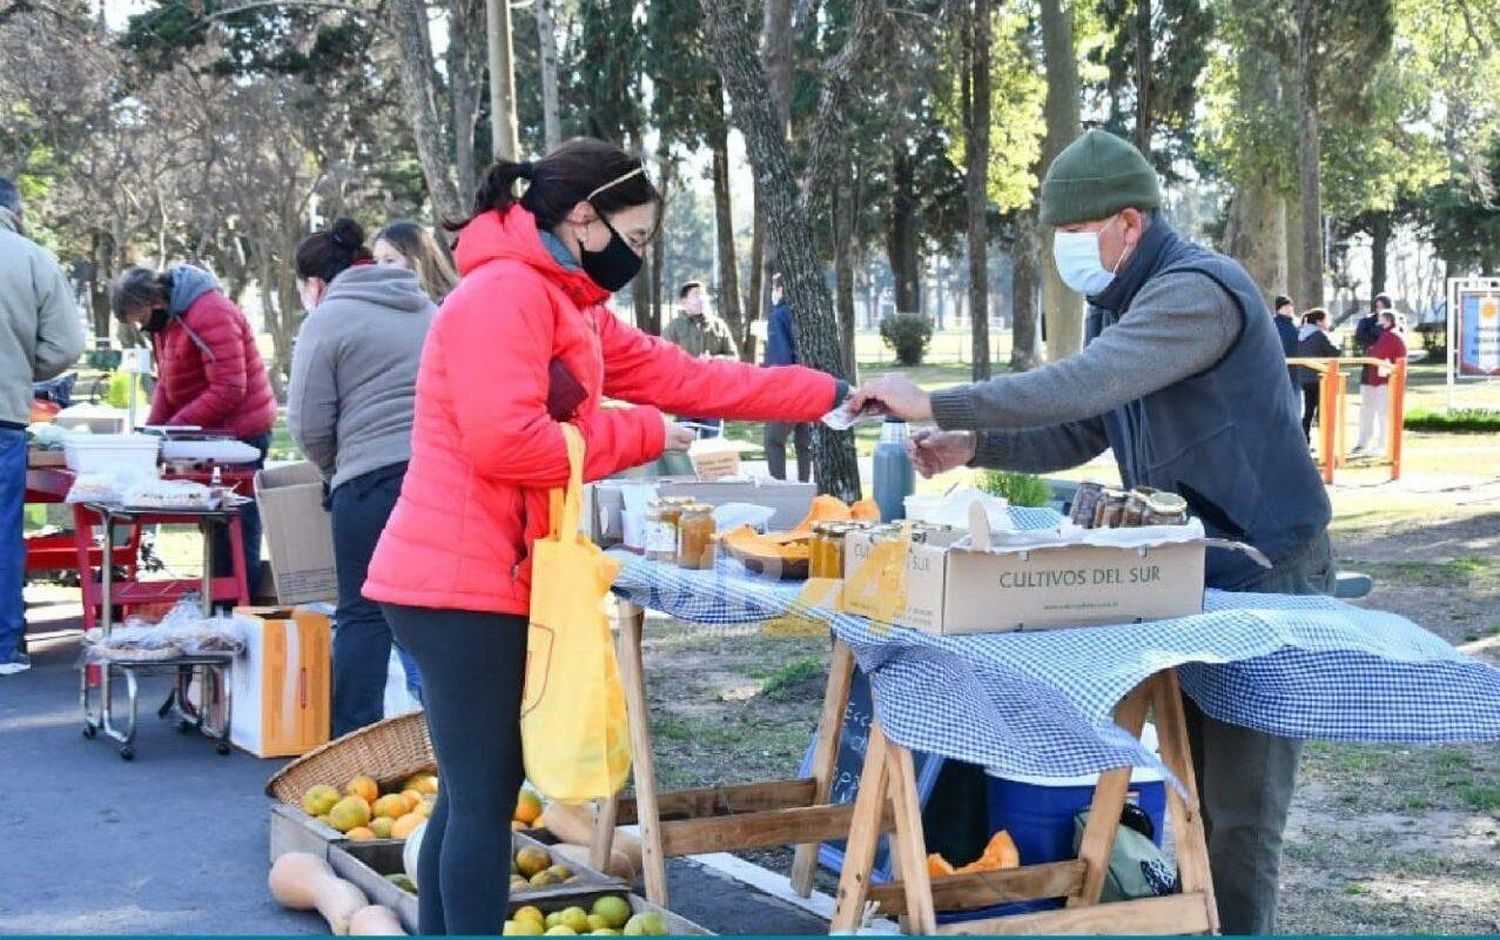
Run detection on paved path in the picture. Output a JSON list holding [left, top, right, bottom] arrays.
[[0, 594, 831, 935]]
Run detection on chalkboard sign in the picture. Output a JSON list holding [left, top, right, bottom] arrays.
[[797, 664, 945, 882]]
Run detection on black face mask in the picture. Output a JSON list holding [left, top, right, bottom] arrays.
[[579, 212, 642, 293], [142, 307, 171, 333]]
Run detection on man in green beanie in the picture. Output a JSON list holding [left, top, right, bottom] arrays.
[[850, 129, 1332, 935]]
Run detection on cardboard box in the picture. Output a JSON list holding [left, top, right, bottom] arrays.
[[231, 606, 332, 757], [255, 462, 337, 605], [843, 526, 1206, 635], [587, 478, 816, 546]]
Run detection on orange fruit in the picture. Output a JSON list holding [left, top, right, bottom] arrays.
[[391, 813, 425, 839], [401, 790, 423, 812], [347, 826, 376, 841], [345, 775, 380, 804], [514, 790, 544, 826], [373, 794, 408, 820]]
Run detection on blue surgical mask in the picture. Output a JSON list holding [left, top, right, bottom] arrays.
[[1052, 215, 1126, 296]]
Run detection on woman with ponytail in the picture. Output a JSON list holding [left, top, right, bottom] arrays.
[[288, 217, 434, 735], [363, 138, 845, 935]]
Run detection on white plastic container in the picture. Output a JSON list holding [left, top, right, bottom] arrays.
[[63, 433, 161, 476]]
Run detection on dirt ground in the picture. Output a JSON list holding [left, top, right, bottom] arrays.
[[634, 465, 1500, 934]]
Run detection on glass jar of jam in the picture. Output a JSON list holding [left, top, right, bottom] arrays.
[[676, 503, 717, 569], [645, 499, 683, 563]]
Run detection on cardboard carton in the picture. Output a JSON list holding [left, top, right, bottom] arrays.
[[843, 519, 1208, 635], [255, 462, 337, 605], [230, 606, 332, 757]]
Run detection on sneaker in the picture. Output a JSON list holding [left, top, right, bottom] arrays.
[[0, 654, 32, 676]]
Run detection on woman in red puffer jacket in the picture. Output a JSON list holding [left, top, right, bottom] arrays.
[[111, 264, 277, 594], [364, 138, 842, 935]]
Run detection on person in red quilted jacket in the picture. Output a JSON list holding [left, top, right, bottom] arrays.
[[364, 138, 845, 935], [111, 264, 277, 595]]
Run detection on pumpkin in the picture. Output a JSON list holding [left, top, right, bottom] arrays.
[[850, 498, 881, 521], [793, 495, 854, 533], [268, 852, 370, 935], [924, 830, 1021, 878], [722, 526, 811, 563], [347, 905, 406, 936]]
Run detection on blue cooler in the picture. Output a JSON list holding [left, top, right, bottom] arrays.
[[939, 726, 1168, 923]]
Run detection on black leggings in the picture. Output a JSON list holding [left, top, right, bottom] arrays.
[[383, 604, 527, 936], [1301, 385, 1320, 441]]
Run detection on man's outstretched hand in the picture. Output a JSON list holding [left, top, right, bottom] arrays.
[[909, 428, 977, 477]]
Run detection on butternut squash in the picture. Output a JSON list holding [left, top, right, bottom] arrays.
[[540, 802, 645, 875], [550, 841, 637, 885], [347, 905, 407, 936], [268, 852, 369, 935]]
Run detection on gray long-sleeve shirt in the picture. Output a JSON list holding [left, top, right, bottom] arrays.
[[928, 271, 1240, 473], [287, 265, 435, 490]]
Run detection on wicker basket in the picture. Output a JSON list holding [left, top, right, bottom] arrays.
[[266, 710, 435, 804]]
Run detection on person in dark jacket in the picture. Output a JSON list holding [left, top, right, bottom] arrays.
[[112, 264, 277, 597], [1294, 308, 1340, 441], [850, 129, 1333, 936], [288, 218, 434, 736], [1273, 294, 1298, 386], [761, 275, 812, 481], [1354, 293, 1391, 356]]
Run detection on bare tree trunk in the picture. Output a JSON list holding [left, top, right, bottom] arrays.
[[1370, 211, 1390, 299], [1224, 181, 1288, 306], [448, 0, 483, 202], [1134, 0, 1151, 154], [646, 151, 672, 336], [536, 0, 562, 152], [1011, 210, 1042, 371], [1039, 0, 1083, 360], [835, 169, 859, 380], [797, 0, 888, 213], [966, 0, 992, 381], [748, 199, 766, 340], [702, 0, 862, 501], [487, 0, 519, 160], [710, 110, 748, 360], [889, 148, 921, 314], [1295, 0, 1323, 308], [763, 0, 794, 130], [387, 0, 462, 221]]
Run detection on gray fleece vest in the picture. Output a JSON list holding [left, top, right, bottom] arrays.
[[1086, 226, 1331, 588]]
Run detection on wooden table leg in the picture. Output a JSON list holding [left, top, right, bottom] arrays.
[[830, 723, 892, 933], [590, 794, 620, 874], [1150, 669, 1219, 934], [885, 738, 938, 935], [1068, 680, 1153, 908], [790, 640, 858, 897], [615, 599, 669, 905]]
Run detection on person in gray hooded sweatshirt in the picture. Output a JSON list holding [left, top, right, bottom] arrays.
[[849, 130, 1333, 936], [288, 218, 435, 735]]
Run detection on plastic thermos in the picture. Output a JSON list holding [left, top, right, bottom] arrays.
[[873, 417, 916, 522]]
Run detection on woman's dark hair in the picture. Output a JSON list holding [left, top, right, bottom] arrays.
[[1302, 307, 1328, 326], [111, 266, 170, 320], [1273, 294, 1293, 312], [678, 281, 703, 300], [447, 137, 659, 233], [296, 217, 371, 283]]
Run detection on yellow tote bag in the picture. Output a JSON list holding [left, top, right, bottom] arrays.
[[521, 423, 631, 801]]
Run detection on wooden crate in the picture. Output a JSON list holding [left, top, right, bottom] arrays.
[[328, 839, 649, 935]]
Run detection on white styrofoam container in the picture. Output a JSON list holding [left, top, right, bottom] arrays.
[[62, 433, 161, 476]]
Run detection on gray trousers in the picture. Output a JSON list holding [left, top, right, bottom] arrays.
[[1188, 531, 1335, 935]]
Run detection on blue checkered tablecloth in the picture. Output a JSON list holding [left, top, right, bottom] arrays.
[[610, 507, 1500, 780]]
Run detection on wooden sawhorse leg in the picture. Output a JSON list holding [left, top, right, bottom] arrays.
[[595, 601, 869, 907], [830, 669, 1219, 935]]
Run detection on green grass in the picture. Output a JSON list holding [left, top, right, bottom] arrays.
[[1404, 407, 1500, 434], [1458, 784, 1500, 812], [759, 657, 825, 702], [977, 470, 1055, 508]]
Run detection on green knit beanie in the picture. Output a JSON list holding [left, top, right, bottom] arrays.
[[1039, 129, 1160, 227]]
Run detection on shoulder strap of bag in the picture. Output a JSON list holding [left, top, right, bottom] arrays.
[[549, 423, 587, 541]]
